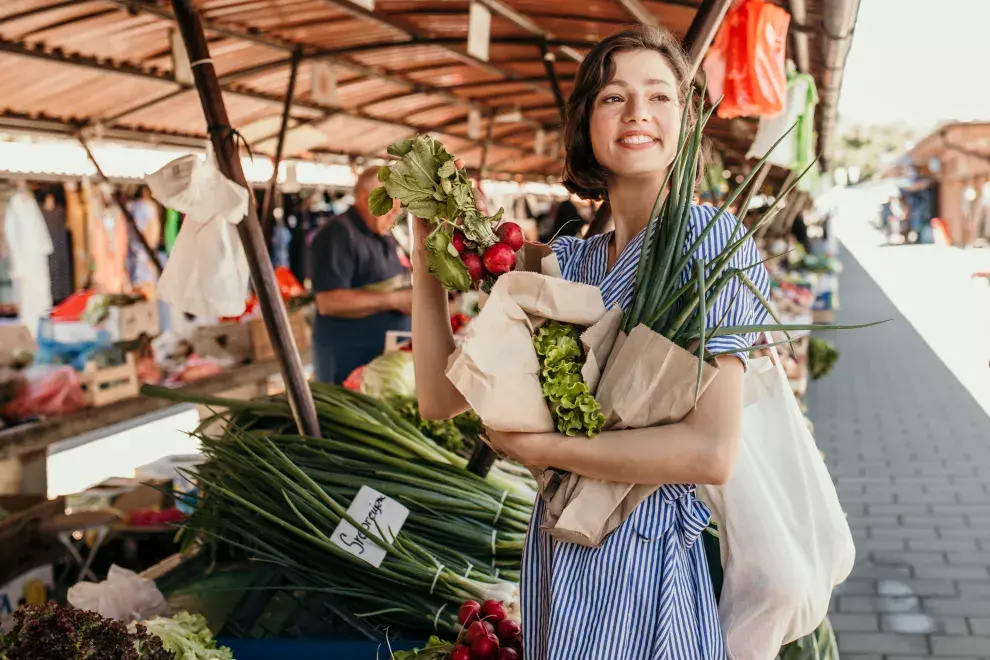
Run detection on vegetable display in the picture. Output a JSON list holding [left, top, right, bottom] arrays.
[[146, 383, 533, 636], [138, 613, 233, 660], [360, 350, 417, 401], [390, 395, 483, 455], [808, 337, 839, 381], [370, 136, 522, 293], [532, 322, 605, 437], [0, 602, 174, 660], [391, 598, 521, 660]]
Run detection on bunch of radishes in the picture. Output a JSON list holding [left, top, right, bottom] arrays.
[[448, 598, 522, 660], [453, 222, 525, 286]]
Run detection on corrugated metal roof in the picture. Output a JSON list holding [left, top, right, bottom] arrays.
[[0, 0, 851, 178]]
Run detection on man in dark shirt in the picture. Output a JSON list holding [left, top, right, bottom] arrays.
[[309, 167, 412, 384]]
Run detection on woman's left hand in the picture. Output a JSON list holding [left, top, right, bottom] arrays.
[[485, 428, 551, 467]]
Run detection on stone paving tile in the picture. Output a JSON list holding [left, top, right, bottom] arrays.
[[808, 245, 990, 658]]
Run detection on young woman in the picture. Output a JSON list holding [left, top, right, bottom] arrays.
[[412, 25, 770, 659]]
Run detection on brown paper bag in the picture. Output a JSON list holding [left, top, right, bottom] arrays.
[[540, 324, 720, 547], [445, 270, 609, 433]]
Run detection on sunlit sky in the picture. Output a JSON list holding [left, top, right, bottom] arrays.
[[838, 0, 990, 128]]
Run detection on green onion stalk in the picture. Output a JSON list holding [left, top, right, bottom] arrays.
[[623, 86, 886, 396], [143, 383, 534, 635]]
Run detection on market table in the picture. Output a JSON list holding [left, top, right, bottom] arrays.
[[0, 352, 311, 495]]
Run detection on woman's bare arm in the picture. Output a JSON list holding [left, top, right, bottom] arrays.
[[487, 355, 745, 485], [411, 214, 471, 420]]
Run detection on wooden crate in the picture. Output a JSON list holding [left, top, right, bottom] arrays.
[[0, 495, 65, 585], [106, 301, 160, 342], [249, 310, 311, 363], [80, 353, 140, 407], [193, 322, 253, 363]]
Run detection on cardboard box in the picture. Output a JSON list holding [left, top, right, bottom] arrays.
[[249, 309, 311, 362], [192, 322, 253, 363], [0, 322, 36, 368], [0, 496, 65, 587]]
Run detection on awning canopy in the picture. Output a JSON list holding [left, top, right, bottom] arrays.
[[0, 0, 858, 179]]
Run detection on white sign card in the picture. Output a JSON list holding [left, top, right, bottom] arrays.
[[311, 61, 338, 106], [467, 1, 492, 62], [330, 485, 409, 568]]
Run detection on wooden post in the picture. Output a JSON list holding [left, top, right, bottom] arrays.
[[170, 0, 321, 438], [261, 47, 302, 248], [682, 0, 734, 79], [79, 136, 163, 276]]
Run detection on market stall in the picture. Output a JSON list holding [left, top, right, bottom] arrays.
[[0, 0, 862, 658]]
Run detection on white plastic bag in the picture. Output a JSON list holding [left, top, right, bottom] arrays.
[[67, 565, 170, 622], [698, 343, 855, 659], [146, 149, 250, 318]]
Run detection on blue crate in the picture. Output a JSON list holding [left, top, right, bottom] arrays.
[[219, 638, 428, 660]]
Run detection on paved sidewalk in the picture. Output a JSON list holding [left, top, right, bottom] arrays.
[[809, 246, 990, 659]]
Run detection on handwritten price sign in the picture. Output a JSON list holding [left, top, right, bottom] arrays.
[[330, 486, 410, 568]]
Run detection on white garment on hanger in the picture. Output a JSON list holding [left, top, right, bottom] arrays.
[[746, 76, 812, 169], [4, 191, 54, 337]]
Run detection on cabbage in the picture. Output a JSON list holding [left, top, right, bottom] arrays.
[[140, 612, 233, 660], [361, 350, 416, 400]]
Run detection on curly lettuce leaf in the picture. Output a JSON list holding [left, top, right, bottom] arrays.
[[426, 230, 472, 292], [532, 321, 606, 437]]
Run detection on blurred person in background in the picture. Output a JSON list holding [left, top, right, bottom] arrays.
[[308, 167, 412, 384]]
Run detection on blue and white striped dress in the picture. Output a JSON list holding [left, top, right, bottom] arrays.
[[521, 204, 771, 660]]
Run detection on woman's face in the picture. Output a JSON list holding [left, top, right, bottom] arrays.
[[589, 49, 682, 186]]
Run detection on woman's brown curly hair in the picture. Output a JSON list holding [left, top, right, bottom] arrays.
[[562, 24, 702, 202]]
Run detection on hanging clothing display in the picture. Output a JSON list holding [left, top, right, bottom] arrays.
[[3, 189, 54, 337], [85, 180, 129, 294], [39, 190, 73, 304], [747, 65, 819, 171], [64, 181, 89, 290], [126, 196, 162, 290]]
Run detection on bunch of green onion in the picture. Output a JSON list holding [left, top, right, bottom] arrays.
[[144, 383, 533, 635], [624, 85, 883, 396]]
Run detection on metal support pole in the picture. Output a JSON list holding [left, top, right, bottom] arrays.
[[79, 136, 163, 277], [261, 47, 302, 247], [170, 0, 321, 438], [539, 41, 566, 124]]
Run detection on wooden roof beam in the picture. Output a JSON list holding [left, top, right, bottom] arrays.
[[312, 0, 555, 99], [615, 0, 660, 27], [102, 1, 548, 131], [473, 0, 584, 62], [0, 38, 528, 158]]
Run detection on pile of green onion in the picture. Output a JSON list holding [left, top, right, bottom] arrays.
[[145, 383, 534, 635]]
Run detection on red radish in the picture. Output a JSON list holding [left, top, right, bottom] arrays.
[[461, 252, 485, 281], [466, 620, 494, 644], [458, 600, 481, 625], [495, 619, 521, 644], [452, 230, 467, 254], [451, 645, 472, 660], [496, 222, 524, 252], [480, 599, 508, 624], [470, 634, 500, 660], [497, 649, 519, 660], [482, 244, 515, 275], [452, 645, 472, 660]]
